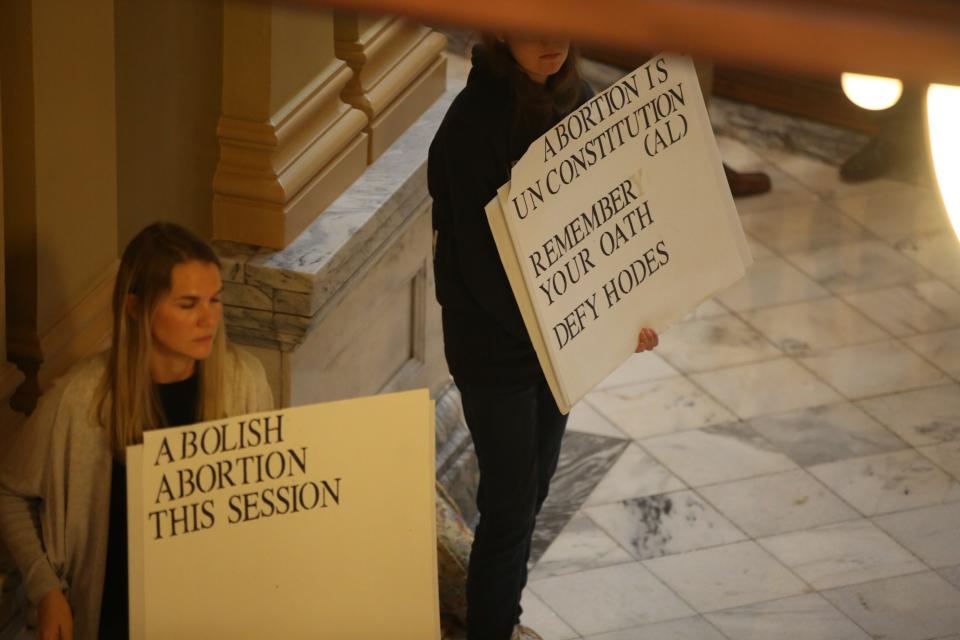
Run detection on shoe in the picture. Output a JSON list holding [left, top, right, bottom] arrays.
[[839, 137, 894, 183], [512, 625, 544, 640], [724, 163, 772, 197]]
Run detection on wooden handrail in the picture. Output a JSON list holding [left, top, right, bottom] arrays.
[[298, 0, 960, 84]]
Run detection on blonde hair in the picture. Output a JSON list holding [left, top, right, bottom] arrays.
[[97, 222, 227, 459]]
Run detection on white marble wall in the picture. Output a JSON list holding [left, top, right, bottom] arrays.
[[215, 89, 458, 409]]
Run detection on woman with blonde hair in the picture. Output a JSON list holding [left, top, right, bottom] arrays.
[[0, 222, 273, 639]]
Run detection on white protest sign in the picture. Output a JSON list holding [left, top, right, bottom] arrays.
[[127, 389, 439, 639], [487, 53, 751, 411]]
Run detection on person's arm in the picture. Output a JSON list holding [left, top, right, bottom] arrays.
[[437, 121, 529, 340], [0, 388, 74, 637]]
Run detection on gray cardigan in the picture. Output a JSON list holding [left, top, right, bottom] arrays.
[[0, 347, 274, 639]]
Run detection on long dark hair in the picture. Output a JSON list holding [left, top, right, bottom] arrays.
[[478, 35, 585, 149]]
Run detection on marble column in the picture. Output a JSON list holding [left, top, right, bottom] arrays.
[[334, 15, 447, 163], [0, 0, 118, 413], [213, 2, 369, 250]]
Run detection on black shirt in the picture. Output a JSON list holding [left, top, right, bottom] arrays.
[[98, 374, 198, 638], [428, 46, 593, 387]]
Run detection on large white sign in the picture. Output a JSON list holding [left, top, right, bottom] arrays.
[[127, 389, 439, 639], [487, 53, 751, 412]]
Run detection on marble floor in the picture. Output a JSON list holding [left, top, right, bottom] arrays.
[[513, 133, 960, 638]]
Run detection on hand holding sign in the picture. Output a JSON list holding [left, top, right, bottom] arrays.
[[635, 327, 659, 353], [485, 53, 752, 412]]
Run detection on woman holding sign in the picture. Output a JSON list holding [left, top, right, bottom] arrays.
[[429, 36, 659, 640], [0, 223, 273, 639]]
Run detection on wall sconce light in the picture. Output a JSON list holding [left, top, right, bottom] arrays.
[[841, 72, 904, 111]]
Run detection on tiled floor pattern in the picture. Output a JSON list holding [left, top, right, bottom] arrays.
[[520, 134, 960, 639]]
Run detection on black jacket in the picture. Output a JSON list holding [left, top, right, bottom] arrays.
[[428, 47, 593, 387]]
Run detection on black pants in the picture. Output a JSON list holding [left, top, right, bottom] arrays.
[[458, 378, 568, 640]]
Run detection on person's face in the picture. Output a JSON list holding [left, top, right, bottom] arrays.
[[150, 260, 223, 364], [506, 37, 570, 84]]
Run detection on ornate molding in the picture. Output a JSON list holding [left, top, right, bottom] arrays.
[[334, 17, 446, 162], [213, 60, 369, 249]]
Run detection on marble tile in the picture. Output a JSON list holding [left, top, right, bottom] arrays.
[[705, 593, 870, 640], [897, 232, 960, 290], [655, 315, 782, 373], [715, 256, 831, 312], [529, 514, 634, 580], [919, 441, 960, 479], [731, 165, 823, 215], [594, 352, 680, 390], [742, 297, 890, 356], [678, 298, 730, 323], [906, 328, 960, 379], [843, 280, 960, 337], [753, 145, 907, 200], [874, 502, 960, 569], [744, 234, 776, 260], [586, 490, 746, 560], [532, 432, 629, 563], [740, 201, 871, 253], [712, 99, 867, 170], [746, 402, 908, 467], [798, 339, 948, 399], [566, 401, 628, 439], [716, 134, 770, 169], [787, 240, 930, 294], [644, 540, 810, 612], [529, 562, 695, 635], [698, 469, 859, 538], [713, 136, 825, 216], [519, 589, 579, 640], [438, 442, 480, 527], [642, 423, 797, 487], [691, 358, 842, 419], [822, 571, 960, 640], [587, 377, 736, 441], [434, 383, 471, 474], [758, 519, 924, 589], [939, 564, 960, 590], [583, 443, 685, 507], [808, 449, 960, 516], [857, 384, 960, 446], [831, 186, 950, 243], [584, 616, 726, 640]]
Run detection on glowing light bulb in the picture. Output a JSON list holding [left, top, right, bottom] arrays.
[[841, 73, 904, 110], [927, 83, 960, 243]]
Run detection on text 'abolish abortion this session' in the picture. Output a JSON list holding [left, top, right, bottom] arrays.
[[146, 415, 342, 541]]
